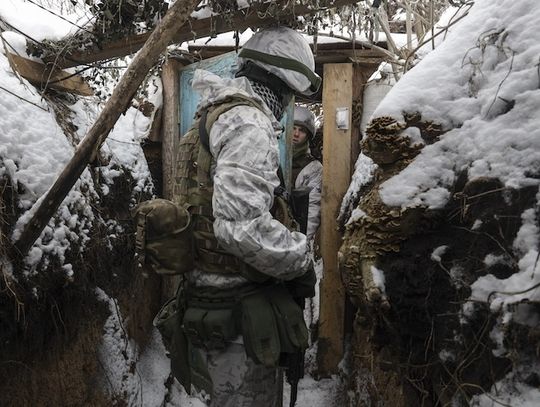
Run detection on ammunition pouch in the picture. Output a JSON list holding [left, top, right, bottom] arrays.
[[181, 284, 309, 366], [183, 305, 240, 350], [241, 285, 309, 367], [154, 283, 309, 397], [132, 199, 194, 275]]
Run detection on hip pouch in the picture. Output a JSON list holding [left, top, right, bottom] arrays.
[[182, 300, 240, 350], [132, 199, 194, 275], [154, 288, 213, 397], [241, 285, 309, 367]]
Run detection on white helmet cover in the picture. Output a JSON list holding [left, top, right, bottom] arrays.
[[238, 27, 321, 95], [294, 106, 316, 138]]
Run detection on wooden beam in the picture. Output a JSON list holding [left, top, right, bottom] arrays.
[[160, 58, 184, 300], [12, 0, 200, 258], [6, 53, 93, 96], [188, 45, 386, 65], [161, 60, 182, 203], [317, 63, 357, 375], [44, 0, 362, 68]]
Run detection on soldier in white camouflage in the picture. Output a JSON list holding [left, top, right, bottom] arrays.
[[175, 27, 322, 407], [292, 106, 323, 241]]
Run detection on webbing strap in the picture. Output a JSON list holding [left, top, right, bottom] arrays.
[[198, 108, 211, 153]]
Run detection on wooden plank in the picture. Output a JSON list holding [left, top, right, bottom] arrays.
[[160, 58, 184, 300], [147, 106, 162, 142], [6, 53, 93, 96], [188, 45, 386, 64], [317, 63, 354, 376], [161, 60, 183, 202], [45, 0, 362, 68]]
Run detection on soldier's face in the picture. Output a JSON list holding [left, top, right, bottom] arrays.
[[293, 125, 308, 145]]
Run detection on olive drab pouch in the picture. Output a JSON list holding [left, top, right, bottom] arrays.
[[182, 306, 239, 349], [154, 288, 213, 397], [240, 285, 309, 366], [240, 291, 281, 367], [268, 285, 309, 355], [132, 198, 194, 275]]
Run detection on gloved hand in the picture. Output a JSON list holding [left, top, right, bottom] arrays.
[[286, 262, 316, 299]]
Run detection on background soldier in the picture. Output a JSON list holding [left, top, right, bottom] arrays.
[[292, 106, 323, 241]]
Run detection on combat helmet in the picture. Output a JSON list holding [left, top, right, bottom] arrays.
[[294, 106, 316, 138], [238, 27, 321, 95]]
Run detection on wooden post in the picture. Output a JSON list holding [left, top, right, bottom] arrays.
[[161, 59, 183, 200], [12, 0, 199, 257], [317, 63, 365, 375], [160, 58, 184, 300]]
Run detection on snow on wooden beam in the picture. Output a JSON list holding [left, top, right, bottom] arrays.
[[7, 53, 93, 96], [44, 0, 362, 68], [188, 44, 386, 66]]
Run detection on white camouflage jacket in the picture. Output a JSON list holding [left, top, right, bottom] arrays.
[[187, 69, 311, 288], [294, 159, 323, 240]]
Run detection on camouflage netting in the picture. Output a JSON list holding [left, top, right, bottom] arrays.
[[340, 113, 539, 406], [0, 95, 160, 406]]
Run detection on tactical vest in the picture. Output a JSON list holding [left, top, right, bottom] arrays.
[[172, 95, 271, 282], [291, 153, 315, 187]]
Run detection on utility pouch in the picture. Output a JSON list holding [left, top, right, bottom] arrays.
[[240, 285, 309, 367], [132, 199, 194, 275], [154, 287, 213, 397], [268, 285, 309, 355], [240, 291, 281, 367], [204, 308, 238, 348], [183, 306, 239, 350], [182, 308, 208, 348]]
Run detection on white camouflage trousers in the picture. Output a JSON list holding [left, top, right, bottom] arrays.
[[195, 342, 282, 407]]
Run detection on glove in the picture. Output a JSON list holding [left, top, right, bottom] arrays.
[[286, 263, 316, 299]]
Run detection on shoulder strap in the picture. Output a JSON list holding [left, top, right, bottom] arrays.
[[198, 108, 211, 153]]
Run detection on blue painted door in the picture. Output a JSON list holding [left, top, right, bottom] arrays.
[[178, 52, 294, 191]]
